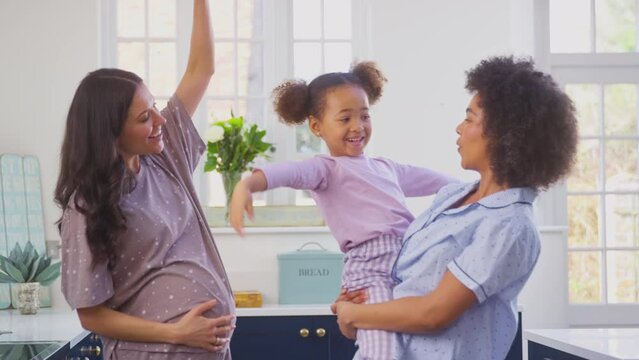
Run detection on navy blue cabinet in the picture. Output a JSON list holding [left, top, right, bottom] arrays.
[[66, 333, 103, 360], [232, 312, 522, 360], [528, 342, 587, 360], [230, 315, 356, 360]]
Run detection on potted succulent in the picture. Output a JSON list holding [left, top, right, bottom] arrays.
[[204, 114, 274, 220], [0, 241, 61, 314]]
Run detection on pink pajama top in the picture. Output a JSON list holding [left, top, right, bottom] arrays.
[[258, 155, 455, 252]]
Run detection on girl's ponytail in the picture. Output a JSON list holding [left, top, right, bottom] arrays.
[[350, 61, 387, 105], [272, 79, 310, 125]]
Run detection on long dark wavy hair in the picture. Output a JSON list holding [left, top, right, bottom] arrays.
[[55, 68, 142, 269]]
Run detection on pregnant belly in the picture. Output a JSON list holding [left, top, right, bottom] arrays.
[[115, 266, 234, 323]]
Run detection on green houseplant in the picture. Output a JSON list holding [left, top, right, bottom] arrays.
[[204, 114, 274, 220], [0, 241, 61, 314]]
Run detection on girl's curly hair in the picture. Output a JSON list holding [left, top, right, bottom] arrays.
[[272, 61, 387, 125], [466, 56, 578, 190]]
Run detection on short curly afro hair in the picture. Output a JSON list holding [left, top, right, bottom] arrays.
[[465, 56, 578, 191]]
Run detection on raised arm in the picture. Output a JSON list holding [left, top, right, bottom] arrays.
[[175, 0, 214, 117]]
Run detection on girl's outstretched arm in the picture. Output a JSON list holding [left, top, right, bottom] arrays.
[[229, 170, 268, 236], [175, 0, 214, 117]]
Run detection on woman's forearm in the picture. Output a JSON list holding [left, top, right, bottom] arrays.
[[176, 0, 214, 116], [344, 296, 443, 334], [187, 0, 214, 77], [78, 305, 177, 344], [340, 271, 477, 334]]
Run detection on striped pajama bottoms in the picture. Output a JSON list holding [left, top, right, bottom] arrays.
[[342, 234, 403, 360]]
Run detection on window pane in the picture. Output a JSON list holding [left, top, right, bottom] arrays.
[[324, 0, 351, 39], [605, 140, 639, 191], [238, 0, 263, 39], [568, 251, 603, 303], [117, 0, 145, 37], [604, 84, 637, 136], [568, 195, 602, 248], [211, 0, 235, 38], [296, 126, 322, 153], [324, 42, 352, 73], [206, 172, 225, 206], [606, 194, 639, 247], [208, 99, 236, 122], [293, 0, 321, 39], [149, 42, 176, 97], [550, 0, 592, 53], [295, 190, 316, 206], [207, 42, 236, 96], [596, 0, 637, 53], [238, 43, 263, 96], [567, 140, 601, 192], [294, 42, 322, 81], [238, 99, 265, 128], [607, 251, 639, 303], [156, 98, 169, 112], [565, 84, 601, 136], [118, 42, 146, 79], [148, 0, 176, 38]]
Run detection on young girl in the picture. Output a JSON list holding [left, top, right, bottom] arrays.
[[229, 61, 455, 360]]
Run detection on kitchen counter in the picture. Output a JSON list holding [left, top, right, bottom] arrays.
[[525, 328, 639, 360], [236, 304, 333, 316], [0, 304, 334, 357], [0, 308, 88, 348]]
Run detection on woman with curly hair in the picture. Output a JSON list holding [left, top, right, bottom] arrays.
[[54, 1, 235, 359], [229, 62, 455, 359], [333, 56, 578, 360]]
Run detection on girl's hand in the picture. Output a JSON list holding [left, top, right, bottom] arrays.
[[334, 301, 357, 340], [330, 288, 367, 314], [170, 299, 235, 352], [229, 180, 254, 236]]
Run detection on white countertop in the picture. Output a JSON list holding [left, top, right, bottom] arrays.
[[235, 304, 334, 317], [525, 328, 639, 360], [0, 308, 88, 347]]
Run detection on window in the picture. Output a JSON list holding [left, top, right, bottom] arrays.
[[102, 0, 369, 210], [539, 0, 639, 325]]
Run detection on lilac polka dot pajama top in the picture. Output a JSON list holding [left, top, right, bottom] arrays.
[[61, 95, 235, 360]]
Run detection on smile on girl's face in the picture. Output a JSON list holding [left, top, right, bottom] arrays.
[[455, 94, 490, 172], [117, 84, 167, 171], [310, 85, 371, 157]]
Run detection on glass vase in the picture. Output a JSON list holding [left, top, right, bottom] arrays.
[[222, 171, 242, 222]]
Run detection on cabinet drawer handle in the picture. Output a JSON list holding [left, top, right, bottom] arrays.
[[80, 345, 101, 357], [316, 328, 326, 338], [299, 328, 310, 338]]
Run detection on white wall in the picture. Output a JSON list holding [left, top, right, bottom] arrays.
[[0, 0, 100, 239], [0, 0, 101, 310], [1, 0, 568, 330]]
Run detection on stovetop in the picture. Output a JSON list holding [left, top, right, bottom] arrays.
[[0, 341, 66, 360]]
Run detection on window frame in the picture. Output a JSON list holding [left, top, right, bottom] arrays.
[[100, 0, 371, 216], [534, 0, 639, 326]]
